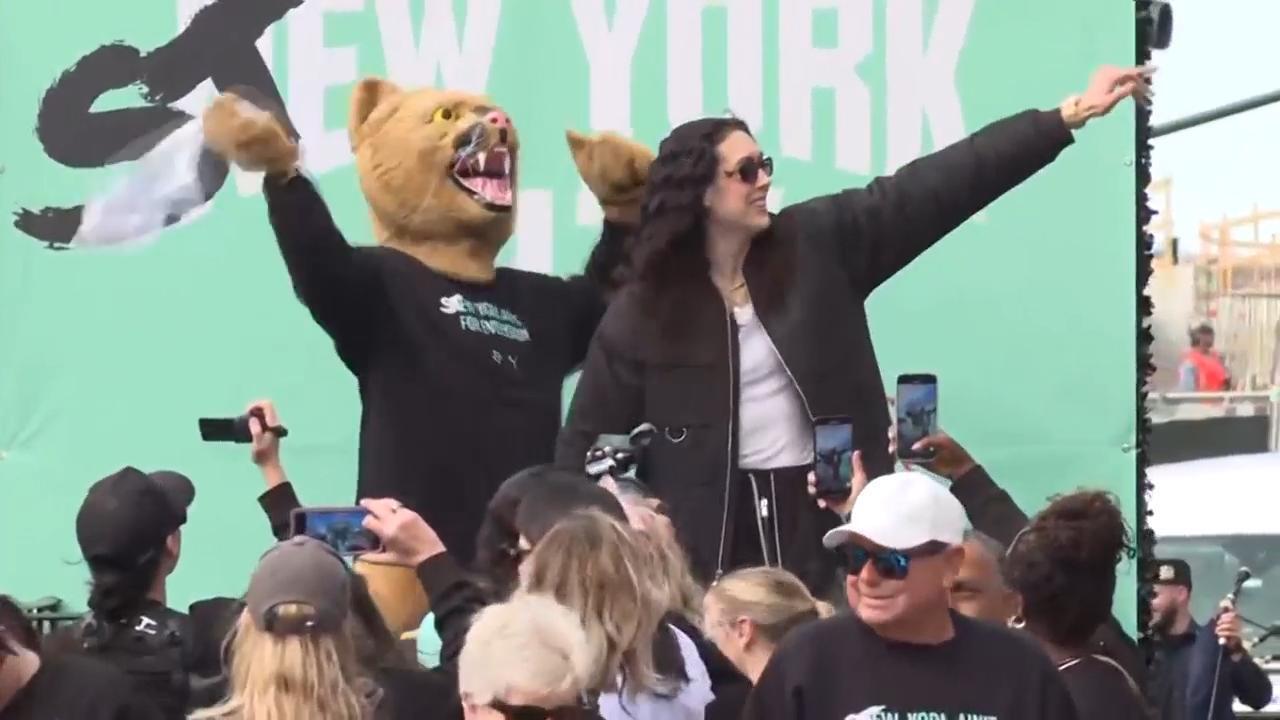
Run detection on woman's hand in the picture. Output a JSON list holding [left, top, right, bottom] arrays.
[[807, 450, 869, 518], [1061, 65, 1155, 129], [360, 498, 447, 567]]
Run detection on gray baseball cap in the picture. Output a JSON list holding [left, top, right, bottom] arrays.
[[245, 535, 351, 635]]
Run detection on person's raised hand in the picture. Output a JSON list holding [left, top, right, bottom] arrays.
[[808, 450, 869, 517], [247, 399, 282, 469], [1216, 601, 1245, 654], [359, 498, 446, 567], [1063, 65, 1155, 129], [908, 432, 977, 480]]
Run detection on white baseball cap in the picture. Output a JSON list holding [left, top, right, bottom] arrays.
[[822, 471, 969, 551]]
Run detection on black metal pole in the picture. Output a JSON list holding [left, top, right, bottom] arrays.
[[1152, 88, 1280, 138]]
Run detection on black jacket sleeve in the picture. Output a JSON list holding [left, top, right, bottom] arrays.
[[554, 313, 645, 471], [1231, 651, 1275, 710], [950, 465, 1147, 689], [561, 219, 633, 369], [415, 552, 490, 671], [794, 108, 1074, 296], [258, 481, 303, 541], [263, 173, 387, 371], [949, 465, 1028, 547]]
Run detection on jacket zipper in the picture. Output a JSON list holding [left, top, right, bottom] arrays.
[[754, 304, 812, 569], [759, 321, 814, 421], [714, 307, 736, 582]]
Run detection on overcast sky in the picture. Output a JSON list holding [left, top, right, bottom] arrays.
[[1148, 0, 1280, 256]]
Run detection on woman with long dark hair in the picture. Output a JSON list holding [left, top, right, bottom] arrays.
[[554, 66, 1151, 596], [1002, 491, 1149, 718]]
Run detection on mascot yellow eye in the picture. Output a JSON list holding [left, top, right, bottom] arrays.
[[432, 107, 455, 123]]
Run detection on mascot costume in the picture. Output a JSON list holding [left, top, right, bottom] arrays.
[[201, 79, 650, 623]]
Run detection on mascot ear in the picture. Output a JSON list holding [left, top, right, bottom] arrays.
[[567, 130, 654, 224], [349, 77, 405, 150], [566, 129, 591, 161], [566, 130, 654, 194]]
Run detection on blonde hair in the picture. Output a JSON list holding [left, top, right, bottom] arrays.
[[705, 567, 833, 646], [634, 525, 704, 626], [521, 509, 673, 699], [459, 592, 593, 705], [188, 604, 375, 720]]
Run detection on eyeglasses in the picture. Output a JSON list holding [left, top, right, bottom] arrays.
[[723, 154, 773, 184], [490, 699, 596, 720], [840, 542, 948, 581]]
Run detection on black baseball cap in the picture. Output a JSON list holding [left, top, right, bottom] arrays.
[[75, 466, 195, 570], [1150, 558, 1192, 589]]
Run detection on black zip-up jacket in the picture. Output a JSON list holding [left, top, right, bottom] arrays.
[[555, 107, 1076, 584]]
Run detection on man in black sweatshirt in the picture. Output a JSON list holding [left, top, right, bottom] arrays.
[[743, 470, 1078, 719], [200, 89, 641, 566]]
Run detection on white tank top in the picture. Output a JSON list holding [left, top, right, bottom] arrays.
[[733, 303, 814, 470]]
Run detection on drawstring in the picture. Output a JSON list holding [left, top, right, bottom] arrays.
[[746, 471, 783, 567], [769, 473, 783, 565]]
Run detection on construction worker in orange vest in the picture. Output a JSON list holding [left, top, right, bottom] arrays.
[[1178, 323, 1232, 391]]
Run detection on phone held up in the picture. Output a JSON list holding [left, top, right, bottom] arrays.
[[198, 407, 289, 444], [289, 507, 384, 557], [812, 416, 855, 498], [896, 373, 938, 462]]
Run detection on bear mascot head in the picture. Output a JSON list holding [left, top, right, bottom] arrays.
[[201, 78, 650, 634]]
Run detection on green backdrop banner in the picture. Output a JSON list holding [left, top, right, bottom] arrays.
[[0, 0, 1137, 631]]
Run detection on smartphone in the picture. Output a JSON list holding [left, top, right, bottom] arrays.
[[896, 374, 939, 461], [813, 417, 855, 497], [289, 506, 383, 556]]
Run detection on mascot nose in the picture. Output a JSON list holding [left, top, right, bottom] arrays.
[[484, 109, 512, 129], [484, 109, 512, 143]]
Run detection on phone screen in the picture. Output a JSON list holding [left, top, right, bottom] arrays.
[[813, 419, 854, 495], [896, 375, 939, 460], [292, 508, 381, 556]]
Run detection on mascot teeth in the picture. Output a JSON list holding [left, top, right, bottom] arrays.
[[451, 144, 514, 210]]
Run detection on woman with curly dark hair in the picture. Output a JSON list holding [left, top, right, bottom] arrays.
[[554, 65, 1151, 596], [1003, 490, 1150, 718]]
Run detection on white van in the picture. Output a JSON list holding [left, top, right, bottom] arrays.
[[1148, 452, 1280, 717]]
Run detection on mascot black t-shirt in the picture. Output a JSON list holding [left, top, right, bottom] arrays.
[[743, 611, 1079, 720], [264, 174, 615, 563]]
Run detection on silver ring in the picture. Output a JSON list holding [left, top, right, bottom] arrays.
[[665, 426, 688, 443]]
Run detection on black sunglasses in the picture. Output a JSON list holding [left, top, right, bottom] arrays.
[[724, 154, 773, 184], [490, 699, 595, 720], [840, 542, 949, 581]]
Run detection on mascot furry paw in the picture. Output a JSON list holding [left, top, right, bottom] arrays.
[[201, 79, 644, 572]]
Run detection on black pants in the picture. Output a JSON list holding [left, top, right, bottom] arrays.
[[723, 465, 845, 605]]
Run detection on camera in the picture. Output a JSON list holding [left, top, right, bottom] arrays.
[[585, 423, 656, 482], [198, 407, 289, 444]]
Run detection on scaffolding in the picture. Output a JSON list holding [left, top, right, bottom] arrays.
[[1195, 206, 1280, 389]]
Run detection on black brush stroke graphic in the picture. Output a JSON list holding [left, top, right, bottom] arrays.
[[1135, 1, 1158, 692], [14, 0, 305, 248]]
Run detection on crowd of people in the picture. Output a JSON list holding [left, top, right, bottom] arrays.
[[3, 400, 1270, 719], [4, 62, 1272, 720]]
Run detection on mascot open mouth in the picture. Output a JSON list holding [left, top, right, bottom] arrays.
[[450, 144, 514, 211]]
